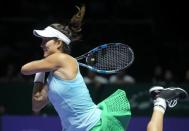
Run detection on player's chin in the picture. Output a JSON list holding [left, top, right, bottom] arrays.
[[44, 51, 53, 57], [43, 52, 49, 57]]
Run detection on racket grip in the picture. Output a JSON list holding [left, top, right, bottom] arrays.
[[34, 72, 45, 83]]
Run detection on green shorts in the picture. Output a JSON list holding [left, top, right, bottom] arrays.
[[90, 89, 131, 131]]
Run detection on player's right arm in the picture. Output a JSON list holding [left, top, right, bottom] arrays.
[[32, 82, 49, 112]]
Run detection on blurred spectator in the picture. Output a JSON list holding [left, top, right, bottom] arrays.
[[84, 70, 108, 85], [109, 71, 135, 85], [163, 69, 176, 86], [152, 65, 164, 85], [83, 70, 108, 103]]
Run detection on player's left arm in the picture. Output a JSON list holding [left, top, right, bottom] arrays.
[[21, 53, 64, 75]]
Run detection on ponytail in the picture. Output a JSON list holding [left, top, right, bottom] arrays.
[[69, 4, 86, 42]]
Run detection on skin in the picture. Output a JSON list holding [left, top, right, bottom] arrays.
[[147, 110, 164, 131], [21, 38, 77, 112]]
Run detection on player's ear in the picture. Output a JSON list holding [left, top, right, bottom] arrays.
[[57, 40, 63, 51]]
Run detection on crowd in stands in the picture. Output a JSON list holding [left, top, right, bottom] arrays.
[[0, 64, 189, 115], [0, 63, 189, 85]]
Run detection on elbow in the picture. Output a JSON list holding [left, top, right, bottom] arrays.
[[21, 65, 30, 75], [32, 99, 42, 112], [32, 96, 48, 112]]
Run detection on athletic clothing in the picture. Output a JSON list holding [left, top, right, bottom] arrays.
[[91, 89, 131, 131], [47, 62, 101, 131]]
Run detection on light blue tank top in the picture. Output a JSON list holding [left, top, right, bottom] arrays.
[[47, 62, 101, 131]]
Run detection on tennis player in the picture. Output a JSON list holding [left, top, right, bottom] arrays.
[[147, 86, 188, 131], [21, 5, 131, 131]]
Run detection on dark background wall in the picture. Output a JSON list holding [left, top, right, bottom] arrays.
[[0, 0, 189, 82]]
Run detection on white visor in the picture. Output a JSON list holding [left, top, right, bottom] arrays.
[[33, 26, 71, 45]]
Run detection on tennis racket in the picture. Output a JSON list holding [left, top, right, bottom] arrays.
[[76, 43, 134, 74]]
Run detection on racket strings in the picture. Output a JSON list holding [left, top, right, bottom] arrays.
[[93, 44, 133, 71]]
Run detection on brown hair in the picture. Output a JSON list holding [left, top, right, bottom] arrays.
[[50, 5, 86, 54]]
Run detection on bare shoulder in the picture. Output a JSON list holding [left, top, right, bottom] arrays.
[[44, 53, 66, 62], [45, 53, 75, 65], [52, 53, 73, 61]]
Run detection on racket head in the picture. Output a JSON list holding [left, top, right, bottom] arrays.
[[85, 43, 134, 74]]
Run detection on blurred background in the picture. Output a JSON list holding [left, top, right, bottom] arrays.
[[0, 0, 189, 131]]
